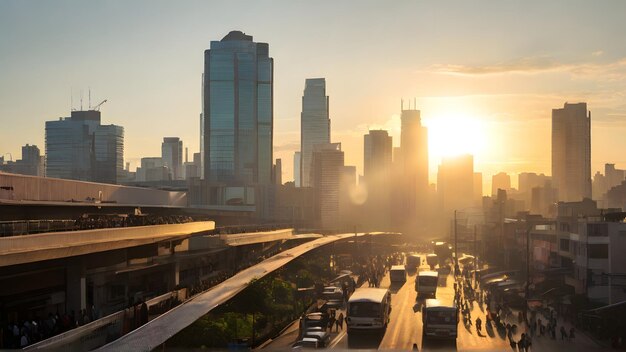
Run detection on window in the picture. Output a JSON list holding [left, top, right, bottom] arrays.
[[588, 244, 608, 259], [560, 239, 570, 251], [587, 223, 608, 237]]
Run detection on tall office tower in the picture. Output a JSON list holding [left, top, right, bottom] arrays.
[[300, 78, 330, 187], [364, 130, 392, 180], [491, 172, 511, 196], [46, 110, 123, 184], [437, 154, 474, 214], [363, 130, 393, 229], [311, 143, 344, 230], [294, 152, 302, 187], [162, 137, 183, 180], [552, 102, 591, 202], [273, 158, 282, 185], [400, 108, 429, 218], [202, 30, 273, 186]]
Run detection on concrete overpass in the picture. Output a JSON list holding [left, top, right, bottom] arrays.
[[98, 232, 398, 352]]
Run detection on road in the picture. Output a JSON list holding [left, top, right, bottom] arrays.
[[265, 253, 610, 351]]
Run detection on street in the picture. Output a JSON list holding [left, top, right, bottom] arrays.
[[263, 252, 610, 351]]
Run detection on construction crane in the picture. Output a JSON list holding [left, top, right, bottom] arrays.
[[92, 99, 108, 111]]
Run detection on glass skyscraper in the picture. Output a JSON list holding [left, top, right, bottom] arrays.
[[300, 78, 330, 187], [45, 110, 123, 184], [202, 30, 273, 186]]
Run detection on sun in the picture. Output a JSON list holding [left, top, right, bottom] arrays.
[[425, 113, 488, 162]]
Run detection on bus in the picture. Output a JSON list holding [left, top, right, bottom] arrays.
[[406, 254, 421, 271], [346, 288, 391, 333], [422, 299, 458, 340], [415, 271, 438, 298], [426, 254, 439, 270], [390, 265, 407, 283]]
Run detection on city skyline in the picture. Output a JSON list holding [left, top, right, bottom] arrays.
[[3, 1, 626, 193]]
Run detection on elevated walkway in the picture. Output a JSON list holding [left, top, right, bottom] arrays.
[[0, 221, 215, 267], [99, 232, 397, 351]]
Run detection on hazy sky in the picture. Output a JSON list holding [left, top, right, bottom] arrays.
[[2, 0, 626, 192]]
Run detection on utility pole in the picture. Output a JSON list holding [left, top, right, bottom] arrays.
[[454, 210, 459, 276], [525, 226, 531, 318]]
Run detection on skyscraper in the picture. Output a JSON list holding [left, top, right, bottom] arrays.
[[491, 172, 511, 196], [162, 137, 183, 180], [300, 78, 330, 187], [201, 30, 273, 186], [311, 143, 344, 230], [400, 108, 428, 218], [45, 109, 123, 184], [552, 102, 591, 202], [364, 130, 392, 180], [437, 154, 474, 214]]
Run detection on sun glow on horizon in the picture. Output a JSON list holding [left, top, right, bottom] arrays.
[[424, 112, 488, 164]]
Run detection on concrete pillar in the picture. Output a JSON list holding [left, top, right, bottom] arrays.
[[172, 262, 180, 288], [66, 261, 86, 315]]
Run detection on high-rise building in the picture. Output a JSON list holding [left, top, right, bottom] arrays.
[[491, 172, 511, 196], [364, 130, 392, 180], [552, 102, 591, 202], [162, 137, 183, 180], [201, 30, 273, 186], [136, 157, 169, 182], [311, 143, 344, 230], [300, 78, 330, 187], [400, 108, 428, 218], [273, 158, 282, 185], [437, 154, 474, 214], [363, 130, 393, 229], [473, 172, 483, 202], [45, 110, 123, 184], [294, 152, 301, 187], [0, 144, 45, 177]]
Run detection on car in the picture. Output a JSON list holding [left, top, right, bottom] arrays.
[[303, 313, 329, 330], [292, 337, 319, 349], [304, 331, 331, 347], [322, 286, 343, 301]]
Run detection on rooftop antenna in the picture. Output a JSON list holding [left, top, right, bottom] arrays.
[[80, 90, 83, 111]]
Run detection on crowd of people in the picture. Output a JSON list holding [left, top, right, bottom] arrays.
[[2, 307, 99, 349], [74, 214, 195, 230], [453, 261, 579, 352]]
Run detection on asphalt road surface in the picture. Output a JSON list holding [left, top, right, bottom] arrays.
[[265, 252, 610, 351]]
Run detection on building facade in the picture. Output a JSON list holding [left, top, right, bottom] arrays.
[[0, 144, 45, 177], [201, 30, 273, 186], [45, 110, 123, 184], [552, 102, 591, 202], [400, 109, 428, 221], [162, 137, 183, 180], [311, 143, 344, 230], [300, 78, 330, 187]]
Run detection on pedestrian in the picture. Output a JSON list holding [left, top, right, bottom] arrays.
[[518, 333, 527, 352], [336, 313, 344, 331], [560, 326, 567, 340], [569, 327, 575, 341]]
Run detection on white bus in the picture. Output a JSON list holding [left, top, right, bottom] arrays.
[[422, 299, 458, 340], [390, 265, 407, 283], [406, 254, 421, 271], [415, 271, 438, 298], [346, 288, 391, 333]]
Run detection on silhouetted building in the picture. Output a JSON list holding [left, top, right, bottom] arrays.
[[45, 109, 123, 184], [300, 78, 330, 187], [0, 144, 45, 177], [400, 108, 428, 224], [273, 158, 282, 185], [184, 152, 201, 180], [364, 130, 392, 180], [363, 130, 393, 229], [437, 154, 474, 214], [530, 180, 558, 217], [473, 172, 483, 203], [162, 137, 183, 180], [136, 157, 170, 182], [311, 143, 344, 230], [491, 172, 511, 196], [552, 102, 591, 202], [518, 172, 551, 208]]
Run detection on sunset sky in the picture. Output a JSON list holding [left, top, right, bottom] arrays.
[[2, 0, 626, 192]]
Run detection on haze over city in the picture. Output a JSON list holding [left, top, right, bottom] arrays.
[[3, 0, 626, 192]]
